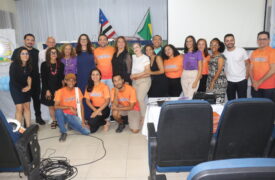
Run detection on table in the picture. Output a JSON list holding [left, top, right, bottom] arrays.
[[141, 97, 224, 137]]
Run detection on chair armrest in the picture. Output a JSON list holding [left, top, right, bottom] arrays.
[[147, 123, 158, 180], [208, 136, 216, 160], [148, 123, 157, 139], [15, 124, 40, 176]]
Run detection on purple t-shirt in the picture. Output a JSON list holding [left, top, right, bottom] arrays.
[[183, 51, 202, 70], [61, 57, 77, 75]]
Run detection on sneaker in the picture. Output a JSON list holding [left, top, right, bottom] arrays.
[[59, 133, 67, 142], [36, 116, 46, 125], [115, 123, 125, 133]]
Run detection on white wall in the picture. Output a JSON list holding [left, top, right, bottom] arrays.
[[15, 0, 167, 45], [168, 0, 266, 48]]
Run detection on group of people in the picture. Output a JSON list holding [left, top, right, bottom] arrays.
[[8, 31, 275, 141]]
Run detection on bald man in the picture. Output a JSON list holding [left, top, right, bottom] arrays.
[[39, 36, 56, 70]]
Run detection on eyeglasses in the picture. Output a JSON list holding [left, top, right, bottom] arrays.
[[20, 52, 29, 55], [258, 38, 269, 41], [51, 51, 57, 55], [80, 39, 87, 41]]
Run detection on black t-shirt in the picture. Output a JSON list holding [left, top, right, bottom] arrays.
[[11, 47, 40, 79]]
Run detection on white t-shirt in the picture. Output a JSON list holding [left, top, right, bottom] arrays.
[[131, 54, 150, 74], [224, 47, 248, 82]]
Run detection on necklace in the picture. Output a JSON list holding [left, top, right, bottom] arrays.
[[50, 63, 58, 75]]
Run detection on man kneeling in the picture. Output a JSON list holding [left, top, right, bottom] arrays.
[[111, 74, 141, 133], [54, 73, 90, 141]]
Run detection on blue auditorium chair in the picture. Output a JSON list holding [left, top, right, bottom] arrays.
[[187, 158, 275, 180], [147, 100, 213, 180], [0, 110, 40, 180], [209, 98, 275, 160]]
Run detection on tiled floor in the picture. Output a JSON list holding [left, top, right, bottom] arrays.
[[0, 122, 189, 180]]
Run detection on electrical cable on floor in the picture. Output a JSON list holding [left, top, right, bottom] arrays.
[[38, 133, 107, 179]]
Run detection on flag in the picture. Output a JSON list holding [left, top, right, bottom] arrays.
[[99, 9, 116, 38], [138, 11, 152, 40]]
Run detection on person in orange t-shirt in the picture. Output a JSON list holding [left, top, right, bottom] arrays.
[[54, 73, 90, 142], [250, 31, 275, 102], [197, 39, 211, 92], [111, 74, 141, 133], [162, 44, 183, 97], [94, 34, 115, 89], [84, 69, 111, 133]]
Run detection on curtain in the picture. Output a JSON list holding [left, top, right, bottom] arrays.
[[15, 0, 167, 45]]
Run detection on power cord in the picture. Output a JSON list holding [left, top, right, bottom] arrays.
[[38, 133, 107, 179]]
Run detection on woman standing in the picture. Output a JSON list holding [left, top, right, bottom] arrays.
[[76, 34, 95, 93], [197, 39, 211, 92], [145, 44, 168, 97], [84, 69, 110, 133], [206, 38, 227, 103], [76, 34, 96, 120], [181, 36, 202, 99], [61, 44, 77, 75], [41, 47, 64, 128], [112, 36, 132, 84], [131, 43, 151, 120], [9, 47, 32, 127], [162, 44, 183, 97]]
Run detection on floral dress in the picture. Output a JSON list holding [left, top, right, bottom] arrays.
[[206, 54, 227, 103]]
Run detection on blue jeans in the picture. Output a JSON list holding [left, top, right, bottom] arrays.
[[55, 109, 90, 135]]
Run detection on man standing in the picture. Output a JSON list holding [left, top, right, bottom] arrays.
[[11, 34, 45, 125], [94, 34, 115, 89], [54, 73, 90, 141], [39, 36, 56, 68], [152, 35, 163, 56], [224, 34, 249, 100], [111, 74, 141, 133], [250, 31, 275, 102]]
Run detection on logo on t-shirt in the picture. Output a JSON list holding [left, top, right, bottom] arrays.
[[90, 92, 102, 97], [64, 97, 75, 102], [254, 57, 267, 62], [97, 54, 112, 59]]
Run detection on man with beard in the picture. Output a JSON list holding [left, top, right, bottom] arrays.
[[111, 74, 141, 133], [223, 33, 249, 100], [11, 33, 45, 125]]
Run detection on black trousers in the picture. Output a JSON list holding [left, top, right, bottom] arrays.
[[198, 75, 208, 92], [251, 87, 275, 103], [88, 106, 110, 133], [226, 79, 247, 100], [167, 78, 182, 97], [31, 78, 41, 118]]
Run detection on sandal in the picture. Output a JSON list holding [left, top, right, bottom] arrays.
[[51, 121, 58, 129]]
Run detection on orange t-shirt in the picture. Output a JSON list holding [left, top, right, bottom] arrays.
[[250, 46, 275, 89], [202, 54, 211, 75], [84, 82, 110, 107], [163, 55, 183, 79], [111, 84, 140, 111], [54, 87, 83, 115], [94, 46, 115, 79]]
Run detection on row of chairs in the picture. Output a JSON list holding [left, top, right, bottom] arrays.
[[147, 98, 275, 180]]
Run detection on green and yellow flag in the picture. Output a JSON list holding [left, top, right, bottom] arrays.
[[138, 11, 152, 40]]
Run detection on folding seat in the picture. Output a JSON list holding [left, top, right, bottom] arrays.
[[187, 158, 275, 180], [148, 100, 213, 180], [209, 98, 275, 160]]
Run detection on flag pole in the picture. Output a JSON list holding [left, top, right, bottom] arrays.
[[133, 8, 150, 37]]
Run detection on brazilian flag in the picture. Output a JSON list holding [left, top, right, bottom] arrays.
[[138, 11, 152, 40]]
